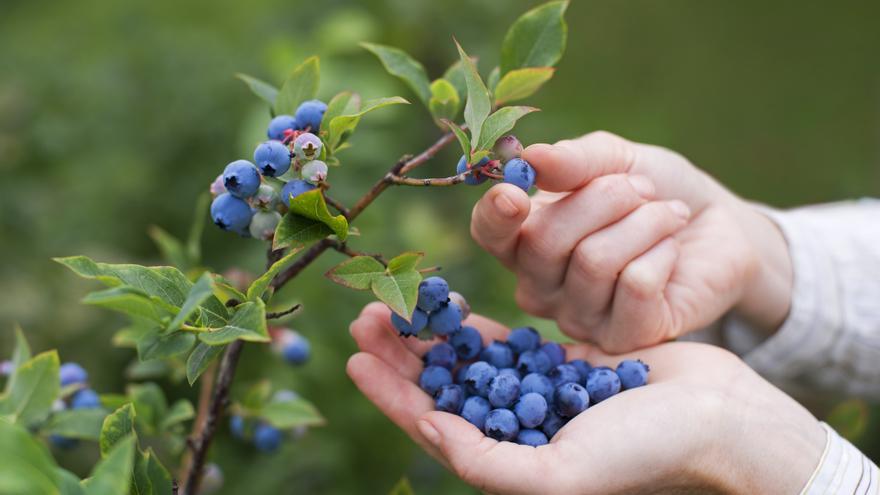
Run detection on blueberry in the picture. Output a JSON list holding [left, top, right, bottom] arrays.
[[497, 368, 521, 379], [293, 133, 323, 162], [419, 366, 453, 396], [434, 384, 465, 413], [424, 342, 457, 370], [520, 373, 554, 403], [248, 211, 282, 240], [294, 99, 327, 132], [223, 160, 261, 199], [59, 362, 88, 387], [428, 302, 462, 336], [267, 115, 299, 140], [540, 410, 567, 439], [515, 392, 548, 429], [616, 359, 650, 390], [211, 193, 253, 233], [463, 361, 498, 397], [209, 173, 227, 197], [506, 327, 540, 355], [547, 364, 580, 388], [390, 309, 428, 337], [50, 435, 79, 450], [449, 326, 482, 360], [480, 341, 515, 369], [555, 382, 590, 417], [273, 329, 311, 365], [455, 364, 470, 385], [253, 140, 291, 177], [516, 349, 552, 375], [461, 396, 491, 430], [417, 277, 449, 312], [301, 160, 328, 184], [70, 389, 101, 409], [250, 184, 280, 211], [447, 291, 471, 320], [540, 342, 566, 367], [229, 415, 245, 439], [253, 423, 283, 452], [487, 373, 520, 408], [455, 155, 490, 185], [503, 157, 536, 191], [493, 135, 523, 164], [484, 409, 519, 442], [516, 429, 549, 447], [568, 359, 593, 383], [280, 179, 317, 205], [586, 367, 622, 403]]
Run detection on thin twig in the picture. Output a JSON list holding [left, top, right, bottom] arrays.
[[323, 193, 351, 217], [387, 171, 470, 187], [266, 303, 302, 320], [177, 361, 217, 485], [331, 242, 389, 266]]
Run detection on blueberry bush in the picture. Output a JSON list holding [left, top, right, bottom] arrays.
[[0, 2, 568, 493]]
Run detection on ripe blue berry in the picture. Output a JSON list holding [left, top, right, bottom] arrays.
[[449, 326, 483, 360], [419, 366, 453, 396], [424, 342, 457, 370], [586, 367, 622, 403], [547, 364, 581, 388], [211, 193, 253, 233], [280, 179, 317, 205], [229, 415, 245, 439], [480, 341, 515, 369], [428, 302, 462, 336], [498, 368, 520, 379], [253, 423, 283, 452], [461, 396, 491, 430], [434, 384, 465, 413], [253, 140, 291, 177], [514, 392, 548, 429], [616, 359, 650, 390], [294, 99, 327, 132], [50, 435, 79, 450], [59, 362, 88, 387], [487, 373, 521, 408], [555, 382, 590, 417], [516, 429, 549, 447], [417, 277, 449, 312], [568, 359, 592, 383], [493, 135, 523, 164], [223, 160, 261, 199], [301, 160, 328, 184], [516, 349, 552, 375], [484, 409, 519, 442], [506, 326, 541, 355], [540, 342, 566, 367], [267, 115, 298, 140], [463, 361, 498, 397], [70, 389, 101, 409], [293, 133, 323, 162], [248, 211, 282, 240], [540, 410, 567, 439], [520, 372, 554, 403], [390, 309, 428, 337], [455, 155, 490, 185], [455, 364, 470, 385], [503, 157, 536, 191], [273, 329, 310, 365]]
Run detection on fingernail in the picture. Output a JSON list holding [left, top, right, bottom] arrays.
[[417, 419, 441, 446], [668, 200, 691, 219], [627, 175, 655, 198], [493, 191, 519, 218]]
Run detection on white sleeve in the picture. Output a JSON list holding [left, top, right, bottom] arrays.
[[800, 423, 879, 495]]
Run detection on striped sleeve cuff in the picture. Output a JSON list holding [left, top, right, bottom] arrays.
[[801, 423, 879, 495]]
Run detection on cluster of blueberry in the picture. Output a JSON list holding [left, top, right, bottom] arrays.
[[389, 276, 470, 339], [270, 327, 311, 366], [209, 99, 329, 239], [228, 390, 306, 453], [457, 135, 537, 192], [51, 363, 104, 449]]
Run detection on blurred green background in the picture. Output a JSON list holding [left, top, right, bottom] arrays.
[[1, 0, 878, 493]]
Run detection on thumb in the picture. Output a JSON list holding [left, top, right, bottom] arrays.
[[470, 183, 530, 268]]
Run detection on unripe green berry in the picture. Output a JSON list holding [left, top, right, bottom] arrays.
[[250, 184, 280, 211], [249, 211, 282, 240], [293, 133, 323, 162], [301, 160, 328, 184], [493, 135, 523, 164]]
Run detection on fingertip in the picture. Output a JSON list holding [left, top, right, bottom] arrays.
[[360, 301, 391, 319], [485, 183, 530, 219]]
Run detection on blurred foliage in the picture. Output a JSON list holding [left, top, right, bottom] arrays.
[[0, 0, 878, 493]]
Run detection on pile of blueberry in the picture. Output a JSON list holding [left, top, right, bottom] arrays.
[[209, 99, 329, 239], [392, 276, 650, 447], [457, 135, 537, 192], [51, 362, 104, 449], [228, 389, 307, 453]]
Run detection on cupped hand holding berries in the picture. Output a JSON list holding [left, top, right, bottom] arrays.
[[471, 131, 793, 352], [347, 303, 824, 495]]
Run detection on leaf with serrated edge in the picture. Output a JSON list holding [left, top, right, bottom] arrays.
[[325, 256, 386, 290], [500, 1, 569, 74], [186, 343, 224, 385], [454, 40, 491, 151], [235, 73, 279, 107], [99, 404, 135, 457], [246, 247, 305, 301], [477, 106, 539, 151], [274, 56, 320, 116], [440, 119, 471, 160], [494, 67, 554, 105], [361, 43, 431, 104], [0, 351, 59, 426], [165, 272, 215, 333], [198, 300, 269, 345]]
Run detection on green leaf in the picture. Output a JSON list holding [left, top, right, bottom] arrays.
[[43, 409, 106, 441], [147, 225, 188, 269], [286, 189, 349, 242], [274, 215, 334, 251], [274, 56, 320, 116], [493, 67, 554, 105], [137, 329, 196, 362], [361, 42, 431, 104], [57, 468, 86, 495], [321, 91, 361, 140], [442, 58, 472, 106], [372, 253, 423, 320], [326, 256, 386, 290], [128, 383, 167, 433], [260, 397, 325, 429], [166, 272, 215, 333], [82, 435, 135, 495], [440, 119, 471, 159], [159, 400, 194, 431], [240, 380, 273, 411], [235, 73, 279, 108], [132, 449, 172, 495], [487, 66, 501, 95], [500, 1, 569, 75], [4, 325, 32, 395], [99, 404, 135, 457], [0, 419, 61, 494], [198, 300, 269, 345], [246, 248, 305, 301], [327, 96, 409, 150], [186, 191, 211, 266], [0, 351, 59, 426], [388, 251, 424, 273], [82, 286, 175, 323], [186, 343, 224, 385], [389, 477, 415, 495], [454, 40, 491, 151], [476, 106, 539, 151], [428, 79, 460, 124], [55, 256, 192, 307], [211, 275, 246, 304]]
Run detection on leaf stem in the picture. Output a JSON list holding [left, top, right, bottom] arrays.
[[266, 303, 302, 320], [331, 242, 389, 266]]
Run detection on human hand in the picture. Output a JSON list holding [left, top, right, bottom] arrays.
[[470, 131, 793, 352], [347, 303, 824, 495]]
